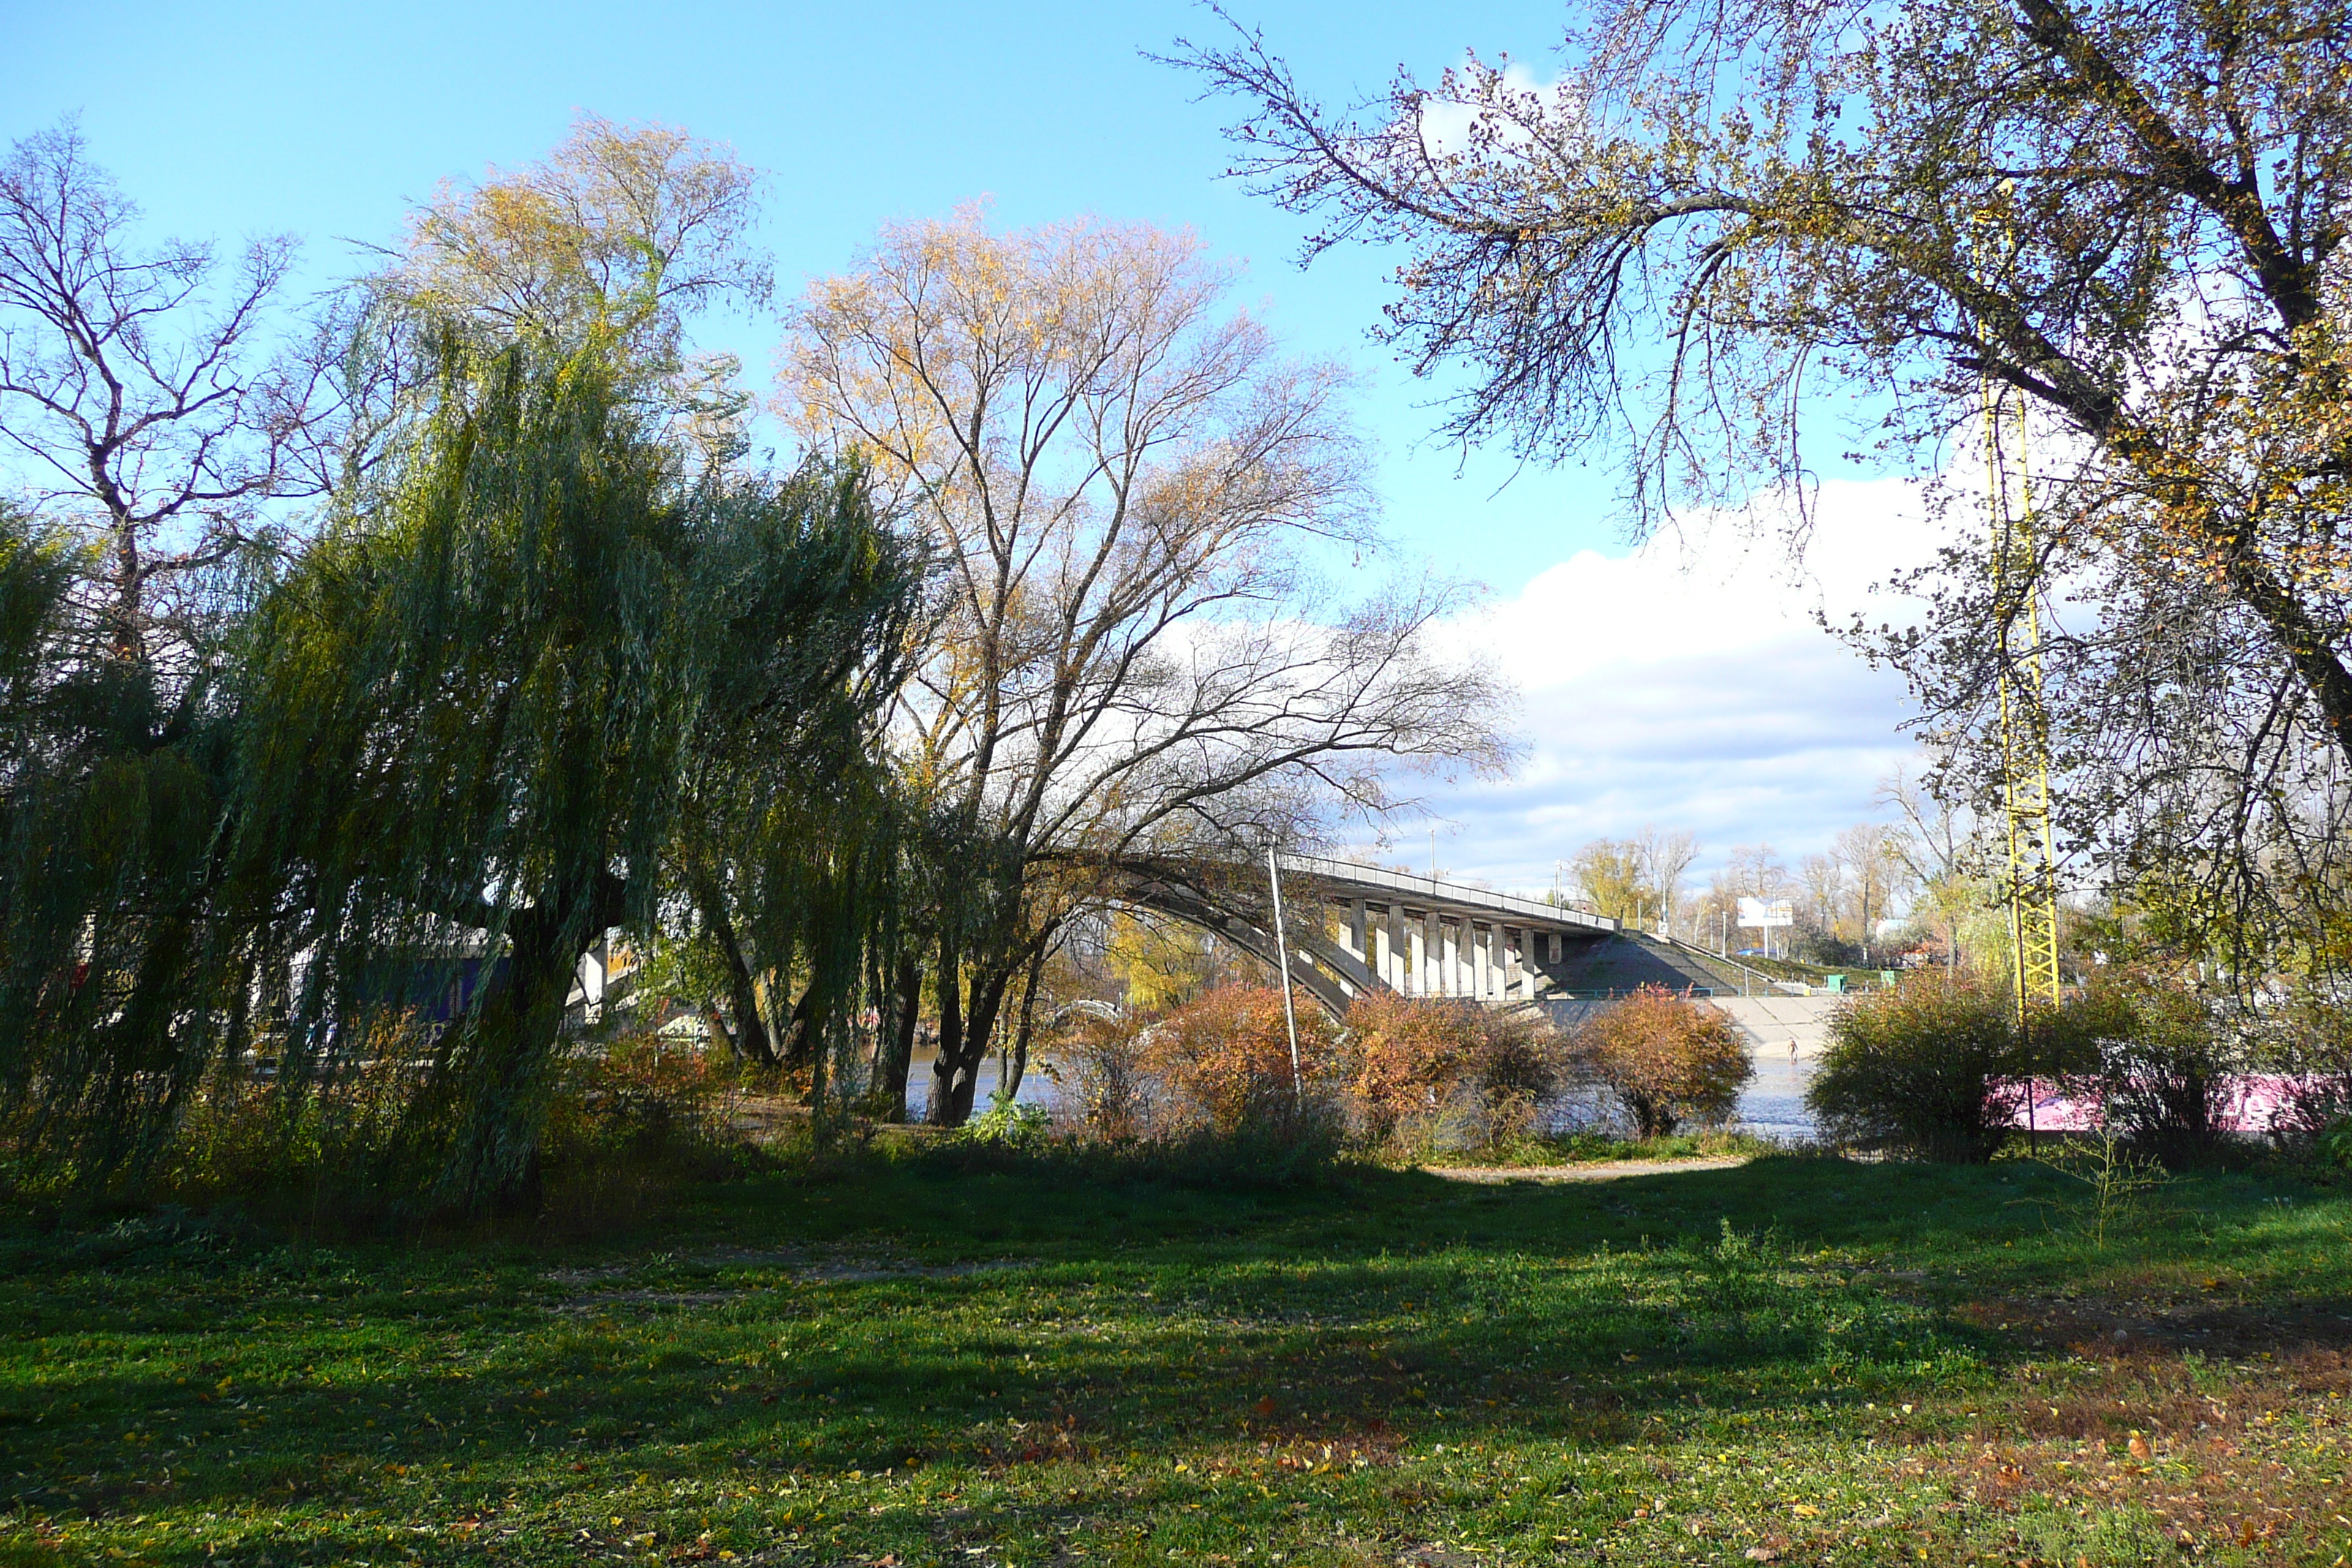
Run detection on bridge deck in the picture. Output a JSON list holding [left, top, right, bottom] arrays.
[[1276, 855, 1618, 938]]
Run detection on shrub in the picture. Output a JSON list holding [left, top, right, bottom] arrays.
[[1339, 992, 1561, 1150], [1573, 987, 1752, 1137], [153, 1047, 418, 1215], [1044, 1011, 1159, 1143], [534, 1036, 753, 1231], [1807, 969, 2021, 1161], [1458, 1006, 1561, 1139], [2078, 973, 2241, 1166], [2253, 990, 2352, 1149], [955, 1090, 1052, 1150], [1146, 985, 1339, 1137]]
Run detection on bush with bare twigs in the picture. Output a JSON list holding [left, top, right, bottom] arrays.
[[1338, 992, 1562, 1151], [1041, 1012, 1161, 1145]]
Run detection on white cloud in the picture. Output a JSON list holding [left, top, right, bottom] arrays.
[[1367, 476, 1940, 892], [1417, 57, 1569, 159]]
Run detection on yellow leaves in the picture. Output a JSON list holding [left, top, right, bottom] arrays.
[[1103, 912, 1211, 1011], [391, 111, 766, 350]]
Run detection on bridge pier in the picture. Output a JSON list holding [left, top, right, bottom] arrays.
[[1284, 899, 1608, 1006]]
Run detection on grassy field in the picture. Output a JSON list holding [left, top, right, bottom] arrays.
[[3, 1145, 2349, 1567]]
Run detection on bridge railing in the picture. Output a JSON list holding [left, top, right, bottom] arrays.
[[1643, 930, 1792, 998], [1275, 853, 1620, 935]]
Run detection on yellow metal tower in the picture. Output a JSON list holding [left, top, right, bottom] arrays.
[[1980, 372, 2063, 1019]]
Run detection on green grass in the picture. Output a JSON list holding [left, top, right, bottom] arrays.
[[4, 1150, 2350, 1566]]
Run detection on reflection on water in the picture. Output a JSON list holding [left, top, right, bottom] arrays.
[[900, 1046, 1821, 1142]]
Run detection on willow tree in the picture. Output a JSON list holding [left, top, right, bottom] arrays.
[[1176, 0, 2352, 977], [0, 119, 350, 1189], [236, 331, 920, 1208], [783, 211, 1512, 1125], [0, 486, 275, 1189]]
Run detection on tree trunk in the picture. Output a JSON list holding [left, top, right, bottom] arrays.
[[780, 986, 817, 1077], [871, 953, 921, 1120], [440, 870, 625, 1213], [1002, 950, 1045, 1103], [805, 987, 831, 1117], [441, 912, 568, 1215], [698, 883, 775, 1067], [944, 966, 1015, 1126], [927, 932, 968, 1126]]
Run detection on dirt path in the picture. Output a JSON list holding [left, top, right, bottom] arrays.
[[1422, 1156, 1752, 1184]]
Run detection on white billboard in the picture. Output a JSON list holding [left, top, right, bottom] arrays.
[[1737, 897, 1794, 929]]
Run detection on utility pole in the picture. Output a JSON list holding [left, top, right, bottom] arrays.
[[1976, 209, 2062, 1154], [1266, 848, 1303, 1104]]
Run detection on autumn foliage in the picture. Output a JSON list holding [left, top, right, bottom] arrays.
[[1145, 986, 1338, 1136], [1338, 991, 1560, 1145], [1573, 987, 1752, 1138]]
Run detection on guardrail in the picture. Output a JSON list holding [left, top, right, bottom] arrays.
[[1543, 986, 1718, 1000], [1276, 853, 1621, 934], [1637, 929, 1794, 998]]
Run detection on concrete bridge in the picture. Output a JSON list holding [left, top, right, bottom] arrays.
[[1117, 853, 1621, 1017]]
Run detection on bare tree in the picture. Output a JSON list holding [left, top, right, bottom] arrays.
[[783, 209, 1514, 1123], [1881, 770, 1986, 969], [1699, 845, 1794, 956], [1831, 821, 1910, 958], [1799, 852, 1846, 943], [0, 120, 333, 671], [1635, 826, 1699, 936]]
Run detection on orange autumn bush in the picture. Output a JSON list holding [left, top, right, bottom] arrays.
[[1573, 986, 1752, 1137], [1146, 985, 1339, 1135], [1340, 992, 1561, 1146]]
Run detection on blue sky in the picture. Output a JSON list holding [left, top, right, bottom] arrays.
[[3, 0, 1926, 896]]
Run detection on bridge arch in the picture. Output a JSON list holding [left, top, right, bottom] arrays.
[[1112, 855, 1618, 1019]]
